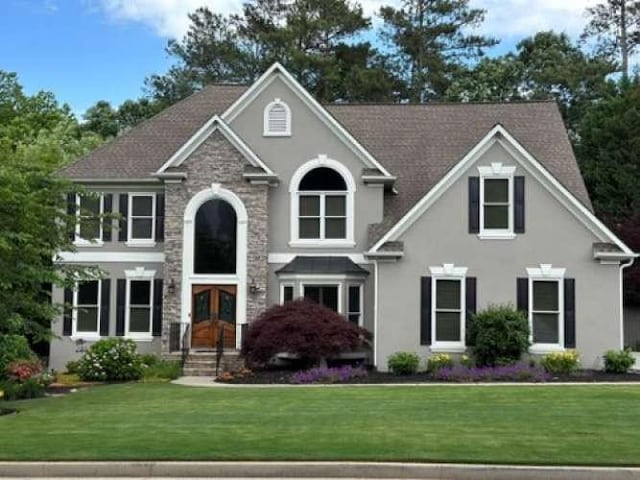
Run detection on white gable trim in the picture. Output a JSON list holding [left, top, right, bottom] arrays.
[[368, 124, 635, 256], [155, 115, 274, 176], [221, 62, 393, 178]]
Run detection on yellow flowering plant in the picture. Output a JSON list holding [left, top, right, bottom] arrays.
[[541, 350, 580, 375], [427, 353, 454, 373]]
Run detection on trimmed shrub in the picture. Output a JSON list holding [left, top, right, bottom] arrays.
[[467, 304, 530, 367], [77, 338, 143, 381], [541, 350, 580, 375], [426, 353, 453, 373], [0, 335, 35, 380], [387, 352, 420, 375], [242, 299, 371, 367], [603, 349, 636, 373], [291, 365, 367, 384]]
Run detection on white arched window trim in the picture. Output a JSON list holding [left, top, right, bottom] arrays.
[[289, 156, 356, 248], [181, 184, 248, 349], [263, 98, 292, 137]]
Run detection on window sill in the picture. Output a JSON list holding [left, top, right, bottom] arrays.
[[430, 345, 467, 353], [289, 239, 356, 248], [73, 239, 104, 248], [263, 132, 291, 137], [529, 344, 565, 354], [126, 240, 157, 248], [477, 232, 517, 240], [125, 335, 155, 342]]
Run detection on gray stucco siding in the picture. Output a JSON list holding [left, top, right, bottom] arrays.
[[375, 142, 621, 370], [229, 77, 385, 254], [49, 261, 164, 371]]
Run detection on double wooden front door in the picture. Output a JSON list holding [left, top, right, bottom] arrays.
[[191, 285, 237, 349]]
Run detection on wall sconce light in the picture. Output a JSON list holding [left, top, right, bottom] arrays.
[[75, 339, 87, 354], [249, 278, 260, 294], [167, 278, 176, 295]]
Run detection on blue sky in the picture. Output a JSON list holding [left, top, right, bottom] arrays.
[[1, 0, 600, 117]]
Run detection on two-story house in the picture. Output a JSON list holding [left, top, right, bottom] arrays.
[[51, 63, 636, 372]]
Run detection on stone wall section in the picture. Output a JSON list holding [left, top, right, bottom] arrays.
[[161, 131, 269, 354]]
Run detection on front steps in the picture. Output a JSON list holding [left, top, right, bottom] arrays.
[[181, 351, 245, 377]]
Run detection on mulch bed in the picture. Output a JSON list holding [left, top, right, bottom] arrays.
[[217, 368, 640, 385]]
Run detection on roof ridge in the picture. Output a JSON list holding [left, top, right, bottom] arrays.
[[324, 99, 558, 107]]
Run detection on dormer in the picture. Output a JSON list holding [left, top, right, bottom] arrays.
[[263, 98, 291, 137]]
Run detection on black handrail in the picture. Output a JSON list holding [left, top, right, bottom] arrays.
[[215, 322, 225, 375]]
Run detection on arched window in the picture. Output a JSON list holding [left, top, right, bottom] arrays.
[[298, 167, 348, 240], [194, 199, 237, 274], [263, 98, 291, 136]]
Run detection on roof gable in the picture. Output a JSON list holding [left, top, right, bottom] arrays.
[[368, 124, 634, 257]]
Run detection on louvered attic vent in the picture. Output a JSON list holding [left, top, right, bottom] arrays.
[[264, 98, 291, 136]]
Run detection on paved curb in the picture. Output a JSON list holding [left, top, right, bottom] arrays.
[[1, 462, 640, 479]]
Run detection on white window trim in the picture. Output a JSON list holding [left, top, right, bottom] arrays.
[[478, 163, 516, 240], [126, 193, 157, 247], [429, 264, 468, 352], [263, 98, 292, 137], [124, 267, 156, 341], [71, 279, 102, 341], [289, 156, 356, 248], [347, 283, 364, 327], [300, 282, 343, 314], [74, 194, 104, 247], [527, 264, 566, 353], [280, 282, 296, 304]]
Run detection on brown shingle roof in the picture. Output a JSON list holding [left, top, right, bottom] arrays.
[[61, 85, 248, 179], [62, 85, 592, 246]]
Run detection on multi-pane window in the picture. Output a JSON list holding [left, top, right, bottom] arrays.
[[531, 280, 561, 344], [281, 284, 294, 303], [347, 284, 362, 325], [482, 178, 510, 230], [298, 167, 347, 240], [127, 280, 153, 336], [76, 195, 103, 242], [433, 279, 464, 344], [303, 284, 339, 312], [128, 194, 155, 241], [75, 280, 100, 334]]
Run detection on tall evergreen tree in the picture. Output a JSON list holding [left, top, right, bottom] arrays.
[[379, 0, 498, 102]]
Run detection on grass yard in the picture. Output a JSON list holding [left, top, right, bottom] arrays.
[[2, 383, 640, 465]]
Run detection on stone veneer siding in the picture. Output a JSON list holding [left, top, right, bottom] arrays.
[[161, 131, 269, 354]]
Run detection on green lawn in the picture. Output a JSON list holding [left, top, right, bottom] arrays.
[[2, 383, 640, 465]]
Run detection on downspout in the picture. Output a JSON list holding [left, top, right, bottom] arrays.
[[373, 259, 379, 369], [620, 258, 636, 349]]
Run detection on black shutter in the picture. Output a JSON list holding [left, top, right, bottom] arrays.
[[465, 277, 477, 345], [155, 194, 165, 242], [514, 176, 525, 234], [469, 177, 480, 234], [99, 279, 111, 336], [63, 288, 73, 336], [118, 194, 128, 242], [517, 278, 529, 314], [102, 194, 113, 242], [66, 193, 76, 242], [420, 276, 432, 345], [152, 279, 163, 337], [116, 279, 126, 336], [564, 278, 576, 348]]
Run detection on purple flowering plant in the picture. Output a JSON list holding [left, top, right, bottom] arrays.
[[433, 363, 552, 382], [292, 365, 368, 384]]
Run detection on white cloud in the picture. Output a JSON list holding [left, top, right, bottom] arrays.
[[96, 0, 600, 41]]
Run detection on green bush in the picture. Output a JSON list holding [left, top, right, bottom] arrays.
[[0, 335, 35, 380], [142, 360, 182, 381], [426, 353, 453, 373], [387, 352, 420, 375], [467, 304, 530, 367], [77, 338, 143, 381], [141, 354, 159, 367], [1, 376, 51, 400], [65, 359, 81, 374], [541, 350, 580, 375], [603, 349, 636, 374]]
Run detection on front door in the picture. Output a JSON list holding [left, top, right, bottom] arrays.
[[191, 285, 237, 349]]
